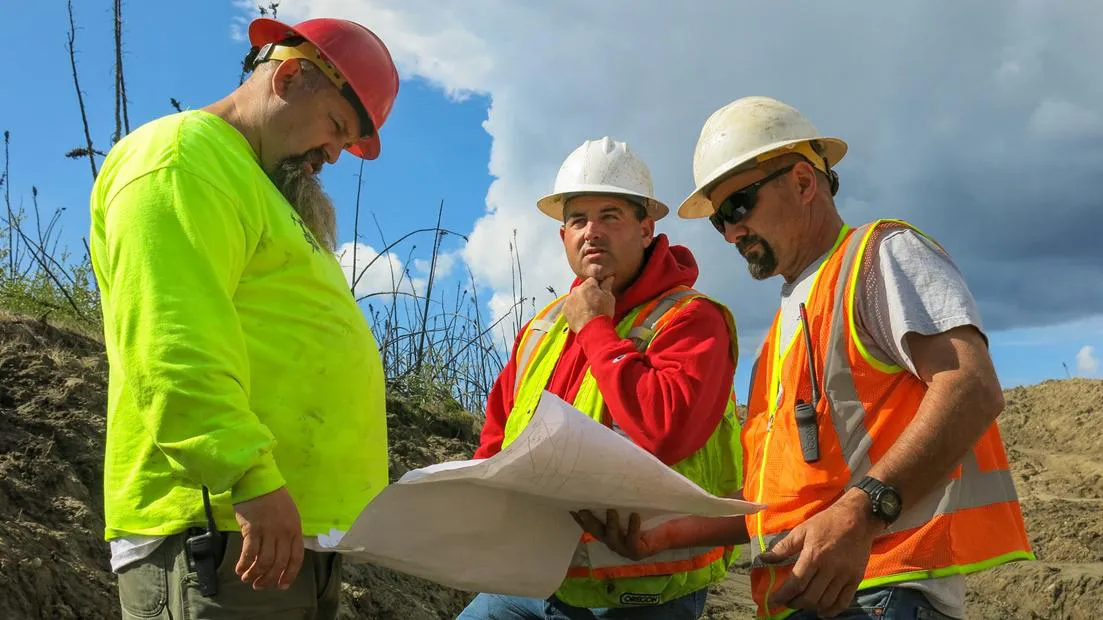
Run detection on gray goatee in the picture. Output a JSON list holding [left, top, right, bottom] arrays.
[[737, 233, 778, 281]]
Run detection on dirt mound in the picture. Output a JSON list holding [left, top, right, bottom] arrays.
[[2, 312, 1102, 619], [964, 379, 1103, 619], [0, 314, 115, 619], [0, 312, 480, 620]]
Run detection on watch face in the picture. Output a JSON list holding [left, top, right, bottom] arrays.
[[879, 490, 902, 517]]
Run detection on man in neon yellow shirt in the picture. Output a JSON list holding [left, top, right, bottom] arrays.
[[89, 16, 399, 618]]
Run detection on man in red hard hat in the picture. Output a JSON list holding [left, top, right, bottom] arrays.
[[89, 16, 398, 619]]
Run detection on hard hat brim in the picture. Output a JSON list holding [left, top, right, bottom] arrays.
[[248, 18, 384, 160], [677, 136, 847, 219], [537, 185, 670, 222]]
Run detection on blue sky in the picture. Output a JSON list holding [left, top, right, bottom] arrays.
[[2, 1, 490, 279], [3, 1, 1101, 405]]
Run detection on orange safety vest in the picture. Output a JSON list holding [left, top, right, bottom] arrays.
[[743, 219, 1033, 619]]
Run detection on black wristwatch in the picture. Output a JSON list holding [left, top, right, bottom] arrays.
[[853, 476, 903, 526]]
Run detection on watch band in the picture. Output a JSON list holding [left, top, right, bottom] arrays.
[[853, 476, 902, 525]]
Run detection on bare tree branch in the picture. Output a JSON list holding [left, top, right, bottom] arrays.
[[4, 131, 12, 278], [416, 199, 446, 371], [113, 0, 131, 142], [67, 0, 98, 179]]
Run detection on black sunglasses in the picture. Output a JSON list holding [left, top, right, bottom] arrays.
[[708, 164, 796, 233]]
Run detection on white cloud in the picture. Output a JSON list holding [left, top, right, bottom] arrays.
[[1076, 345, 1099, 376], [413, 251, 457, 282], [276, 0, 1103, 353], [230, 0, 258, 41], [335, 242, 416, 300]]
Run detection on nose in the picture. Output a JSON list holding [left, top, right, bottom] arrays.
[[582, 220, 606, 242], [724, 222, 748, 245], [723, 219, 758, 246], [322, 143, 341, 165]]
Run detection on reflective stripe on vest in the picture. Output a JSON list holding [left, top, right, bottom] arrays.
[[503, 285, 742, 608], [513, 297, 569, 402], [747, 452, 1022, 570], [745, 220, 1033, 619]]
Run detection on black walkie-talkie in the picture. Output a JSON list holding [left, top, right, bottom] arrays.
[[185, 486, 223, 597], [795, 302, 821, 463]]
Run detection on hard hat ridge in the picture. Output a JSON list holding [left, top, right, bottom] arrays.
[[537, 137, 669, 222]]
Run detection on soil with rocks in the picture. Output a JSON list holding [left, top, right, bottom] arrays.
[[960, 379, 1103, 620], [0, 312, 481, 620], [1, 312, 1101, 619]]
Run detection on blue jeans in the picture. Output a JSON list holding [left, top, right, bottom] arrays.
[[786, 586, 956, 620], [455, 589, 707, 620]]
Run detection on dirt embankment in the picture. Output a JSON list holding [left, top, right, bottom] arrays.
[[962, 379, 1103, 619], [0, 313, 481, 620], [2, 312, 1101, 619]]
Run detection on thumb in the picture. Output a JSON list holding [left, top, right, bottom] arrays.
[[758, 530, 803, 564], [599, 275, 615, 293]]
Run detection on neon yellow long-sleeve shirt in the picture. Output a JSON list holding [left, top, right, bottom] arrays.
[[90, 110, 388, 540]]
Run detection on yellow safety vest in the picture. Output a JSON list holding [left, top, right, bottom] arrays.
[[502, 285, 744, 608]]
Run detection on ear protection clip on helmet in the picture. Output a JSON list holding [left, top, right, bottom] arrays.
[[811, 140, 840, 196]]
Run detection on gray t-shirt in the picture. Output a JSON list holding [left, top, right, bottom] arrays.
[[776, 227, 981, 619]]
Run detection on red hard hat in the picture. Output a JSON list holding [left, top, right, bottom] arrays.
[[249, 17, 400, 160]]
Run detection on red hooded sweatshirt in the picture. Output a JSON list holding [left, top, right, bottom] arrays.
[[474, 234, 736, 466]]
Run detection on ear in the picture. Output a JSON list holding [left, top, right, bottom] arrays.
[[793, 160, 819, 205], [270, 59, 304, 101], [559, 225, 566, 242], [640, 216, 655, 248]]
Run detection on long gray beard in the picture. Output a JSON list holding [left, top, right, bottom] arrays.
[[268, 152, 337, 251]]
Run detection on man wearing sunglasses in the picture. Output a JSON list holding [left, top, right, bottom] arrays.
[[458, 137, 744, 620], [576, 97, 1032, 620], [89, 16, 399, 619]]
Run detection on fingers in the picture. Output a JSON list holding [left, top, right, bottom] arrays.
[[625, 512, 646, 560], [790, 571, 831, 613], [236, 528, 260, 579], [772, 568, 812, 607], [771, 539, 814, 605], [604, 509, 635, 559], [572, 509, 657, 562], [240, 530, 276, 587], [605, 509, 623, 541], [570, 511, 585, 530], [278, 532, 305, 591], [254, 532, 290, 590], [571, 510, 606, 539], [823, 577, 861, 618], [241, 529, 305, 590], [817, 576, 846, 616], [759, 528, 802, 564], [627, 512, 641, 541]]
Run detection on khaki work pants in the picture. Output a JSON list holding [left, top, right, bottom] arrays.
[[116, 531, 342, 620]]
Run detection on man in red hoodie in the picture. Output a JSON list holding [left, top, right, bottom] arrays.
[[457, 137, 744, 620]]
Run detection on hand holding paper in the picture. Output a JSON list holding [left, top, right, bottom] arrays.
[[319, 391, 763, 598]]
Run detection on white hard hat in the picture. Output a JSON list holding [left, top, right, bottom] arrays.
[[678, 96, 848, 219], [537, 137, 669, 221]]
